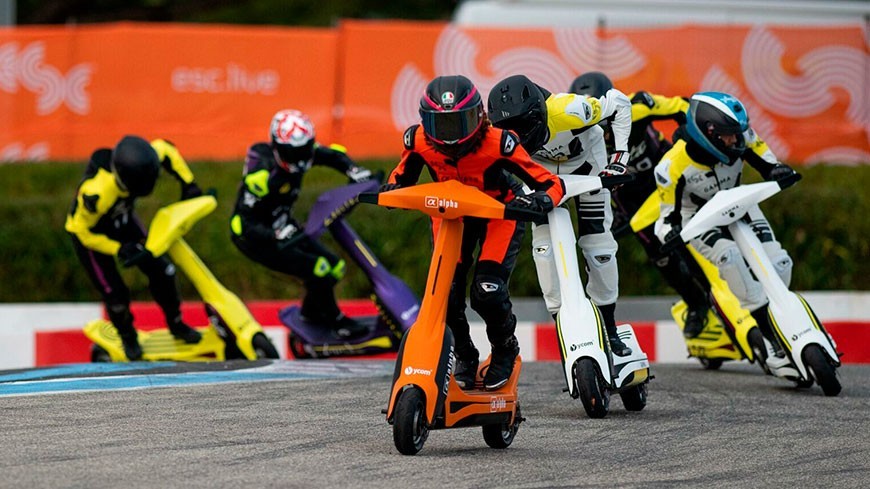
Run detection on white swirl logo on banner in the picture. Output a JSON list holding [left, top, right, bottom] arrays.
[[0, 42, 93, 115], [742, 26, 868, 125], [0, 142, 49, 162], [391, 26, 647, 131]]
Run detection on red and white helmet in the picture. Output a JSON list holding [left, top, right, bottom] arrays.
[[269, 109, 316, 172]]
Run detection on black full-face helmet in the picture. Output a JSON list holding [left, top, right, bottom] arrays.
[[111, 135, 160, 197], [270, 109, 316, 172], [419, 75, 486, 158], [685, 92, 750, 164], [569, 71, 614, 99], [486, 75, 550, 152]]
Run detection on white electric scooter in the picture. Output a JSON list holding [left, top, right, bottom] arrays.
[[543, 174, 652, 418], [668, 174, 841, 396]]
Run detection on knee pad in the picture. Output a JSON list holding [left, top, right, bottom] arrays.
[[470, 274, 510, 323], [531, 234, 561, 314], [578, 232, 619, 305], [711, 241, 766, 311], [763, 241, 793, 287]]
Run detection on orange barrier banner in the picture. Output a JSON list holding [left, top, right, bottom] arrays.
[[0, 23, 338, 161], [338, 20, 869, 164], [1, 21, 867, 164]]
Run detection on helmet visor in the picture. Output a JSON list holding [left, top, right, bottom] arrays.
[[274, 140, 314, 171], [421, 107, 481, 144]]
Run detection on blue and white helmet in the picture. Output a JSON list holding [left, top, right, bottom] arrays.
[[685, 92, 750, 164]]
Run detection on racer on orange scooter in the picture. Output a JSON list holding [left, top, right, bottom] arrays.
[[384, 75, 564, 390], [65, 135, 205, 360]]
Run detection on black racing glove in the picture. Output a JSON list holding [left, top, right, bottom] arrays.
[[379, 183, 402, 193], [767, 163, 797, 182], [512, 191, 555, 214], [600, 151, 629, 177], [118, 241, 153, 268], [180, 182, 204, 200], [660, 225, 685, 253], [346, 166, 373, 183]]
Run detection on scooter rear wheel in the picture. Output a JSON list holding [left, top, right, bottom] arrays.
[[482, 403, 521, 449], [574, 358, 610, 419], [802, 344, 841, 397], [252, 333, 280, 359], [619, 383, 648, 412], [698, 358, 724, 370], [393, 387, 429, 455]]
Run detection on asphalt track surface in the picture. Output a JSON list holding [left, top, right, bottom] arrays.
[[0, 361, 868, 489]]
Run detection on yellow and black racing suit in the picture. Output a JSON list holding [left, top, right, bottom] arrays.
[[64, 139, 198, 336]]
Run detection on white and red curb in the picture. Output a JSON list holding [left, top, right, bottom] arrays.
[[1, 292, 868, 369]]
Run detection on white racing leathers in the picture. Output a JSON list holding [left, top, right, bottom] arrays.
[[530, 89, 632, 313], [654, 134, 793, 312]]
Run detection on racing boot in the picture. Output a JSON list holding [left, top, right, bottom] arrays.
[[109, 307, 142, 361], [751, 305, 785, 358], [599, 303, 632, 357], [169, 319, 202, 344], [483, 335, 520, 390], [453, 344, 480, 390], [683, 305, 709, 339], [330, 314, 369, 340]]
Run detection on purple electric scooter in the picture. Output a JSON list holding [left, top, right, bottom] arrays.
[[279, 179, 420, 358]]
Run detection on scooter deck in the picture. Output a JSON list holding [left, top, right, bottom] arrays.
[[610, 325, 651, 391], [280, 306, 396, 357], [672, 301, 744, 362], [84, 319, 224, 362], [439, 357, 522, 429]]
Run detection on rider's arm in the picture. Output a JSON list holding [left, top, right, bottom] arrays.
[[550, 90, 631, 153], [630, 92, 689, 125], [653, 156, 686, 241], [741, 129, 781, 179], [496, 131, 565, 205], [151, 139, 195, 185], [229, 145, 282, 243], [387, 126, 428, 187], [64, 166, 124, 255]]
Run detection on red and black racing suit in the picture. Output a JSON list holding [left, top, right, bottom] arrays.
[[387, 125, 565, 355]]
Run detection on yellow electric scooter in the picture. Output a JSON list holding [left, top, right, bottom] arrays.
[[85, 195, 279, 362]]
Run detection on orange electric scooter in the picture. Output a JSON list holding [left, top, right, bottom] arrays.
[[361, 180, 544, 456]]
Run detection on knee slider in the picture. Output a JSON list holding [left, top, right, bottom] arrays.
[[763, 242, 793, 287], [470, 274, 509, 313], [579, 233, 619, 305], [712, 242, 765, 310]]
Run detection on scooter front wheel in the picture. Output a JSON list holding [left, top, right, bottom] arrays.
[[288, 333, 312, 359], [252, 333, 280, 359], [802, 344, 841, 397], [573, 358, 610, 419], [619, 383, 648, 412], [482, 403, 521, 449], [90, 344, 111, 363], [393, 387, 429, 455]]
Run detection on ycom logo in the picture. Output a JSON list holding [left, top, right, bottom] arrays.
[[0, 42, 93, 115]]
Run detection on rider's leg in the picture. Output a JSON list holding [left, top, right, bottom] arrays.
[[530, 222, 561, 316], [138, 253, 202, 344], [471, 219, 524, 390], [71, 235, 142, 360], [575, 189, 630, 356]]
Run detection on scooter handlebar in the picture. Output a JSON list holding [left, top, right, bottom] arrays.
[[777, 172, 802, 190], [600, 174, 635, 189]]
